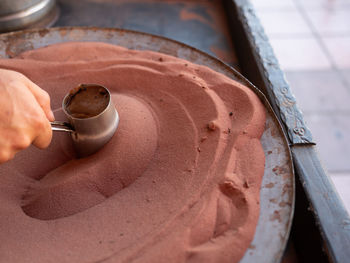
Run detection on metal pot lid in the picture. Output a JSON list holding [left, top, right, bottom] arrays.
[[0, 0, 58, 33]]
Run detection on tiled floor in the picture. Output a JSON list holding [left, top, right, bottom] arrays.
[[250, 0, 350, 214]]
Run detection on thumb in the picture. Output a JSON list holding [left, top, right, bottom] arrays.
[[25, 80, 55, 122]]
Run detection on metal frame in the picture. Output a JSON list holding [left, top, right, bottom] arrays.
[[223, 0, 350, 262], [0, 26, 294, 263]]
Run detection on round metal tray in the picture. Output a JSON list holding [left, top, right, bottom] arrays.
[[0, 27, 294, 263]]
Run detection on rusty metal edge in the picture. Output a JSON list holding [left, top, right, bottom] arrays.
[[292, 146, 350, 263], [223, 1, 350, 262], [225, 0, 314, 145], [0, 26, 295, 263]]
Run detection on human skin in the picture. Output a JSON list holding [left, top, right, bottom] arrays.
[[0, 69, 54, 163]]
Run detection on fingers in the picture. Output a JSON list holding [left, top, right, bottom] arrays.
[[25, 79, 55, 122], [0, 135, 30, 164], [32, 117, 53, 149], [1, 69, 54, 122], [20, 74, 54, 148], [0, 70, 54, 164], [0, 119, 52, 163], [0, 150, 14, 164]]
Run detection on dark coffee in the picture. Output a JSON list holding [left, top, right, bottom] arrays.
[[65, 85, 109, 118]]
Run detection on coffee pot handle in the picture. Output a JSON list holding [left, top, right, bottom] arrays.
[[50, 121, 75, 132]]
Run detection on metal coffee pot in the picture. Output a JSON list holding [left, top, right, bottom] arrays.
[[50, 84, 119, 157]]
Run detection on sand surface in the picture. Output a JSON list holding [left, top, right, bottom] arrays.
[[0, 42, 266, 263]]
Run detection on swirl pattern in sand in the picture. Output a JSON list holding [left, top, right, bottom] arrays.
[[0, 42, 265, 263]]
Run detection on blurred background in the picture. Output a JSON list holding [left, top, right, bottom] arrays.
[[250, 0, 350, 213]]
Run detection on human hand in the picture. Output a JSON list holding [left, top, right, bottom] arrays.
[[0, 69, 54, 163]]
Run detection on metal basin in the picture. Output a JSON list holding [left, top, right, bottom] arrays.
[[0, 0, 57, 32], [0, 27, 294, 263]]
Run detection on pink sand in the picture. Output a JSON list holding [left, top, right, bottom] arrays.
[[0, 42, 266, 263]]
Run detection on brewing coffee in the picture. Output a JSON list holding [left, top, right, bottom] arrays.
[[65, 86, 109, 119]]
